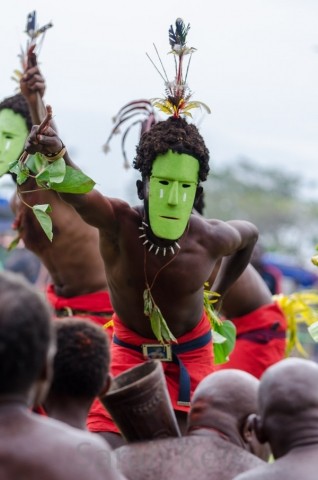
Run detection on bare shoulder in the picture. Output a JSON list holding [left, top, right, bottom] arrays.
[[190, 215, 251, 245], [32, 415, 123, 479], [234, 464, 273, 480]]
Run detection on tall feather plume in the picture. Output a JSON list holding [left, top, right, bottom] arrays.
[[147, 18, 211, 118]]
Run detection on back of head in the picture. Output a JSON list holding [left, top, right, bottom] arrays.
[[260, 357, 318, 416], [190, 369, 259, 428], [258, 357, 318, 452], [134, 116, 210, 181], [48, 318, 110, 400], [0, 93, 32, 130], [0, 271, 52, 395]]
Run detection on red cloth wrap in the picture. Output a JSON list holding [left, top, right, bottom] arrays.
[[46, 284, 113, 332], [87, 311, 214, 434], [215, 302, 286, 379]]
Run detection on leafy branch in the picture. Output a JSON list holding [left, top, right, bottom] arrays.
[[9, 107, 95, 242], [203, 283, 236, 364]]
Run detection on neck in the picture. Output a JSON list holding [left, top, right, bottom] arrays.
[[188, 425, 230, 442], [0, 394, 28, 413], [188, 420, 244, 448], [44, 395, 92, 430], [139, 220, 181, 256], [271, 429, 318, 458]]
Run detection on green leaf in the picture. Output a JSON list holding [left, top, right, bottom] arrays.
[[160, 315, 177, 343], [49, 166, 95, 193], [26, 153, 45, 174], [308, 321, 318, 342], [36, 158, 66, 185], [9, 161, 29, 185], [213, 320, 236, 365], [7, 235, 21, 251], [32, 204, 53, 241], [150, 307, 163, 343], [143, 288, 153, 316], [212, 330, 227, 344]]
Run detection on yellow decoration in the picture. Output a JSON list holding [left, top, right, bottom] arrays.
[[275, 290, 318, 356]]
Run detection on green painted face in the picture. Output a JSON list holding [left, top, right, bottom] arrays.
[[0, 109, 28, 177], [148, 150, 199, 240]]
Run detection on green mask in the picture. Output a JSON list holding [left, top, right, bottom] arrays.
[[0, 109, 28, 177], [148, 150, 199, 240]]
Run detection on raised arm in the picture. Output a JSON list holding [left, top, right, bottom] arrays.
[[24, 122, 121, 233], [19, 47, 47, 125], [210, 219, 259, 302]]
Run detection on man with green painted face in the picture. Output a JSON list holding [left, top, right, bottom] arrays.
[[24, 115, 259, 443], [0, 98, 29, 177]]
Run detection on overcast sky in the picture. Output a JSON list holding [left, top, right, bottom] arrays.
[[1, 0, 318, 201]]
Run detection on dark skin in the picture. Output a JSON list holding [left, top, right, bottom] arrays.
[[0, 399, 125, 480], [14, 64, 108, 297], [115, 370, 267, 480], [234, 358, 318, 480], [210, 262, 273, 320], [25, 122, 259, 338]]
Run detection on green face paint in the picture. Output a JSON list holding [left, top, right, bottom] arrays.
[[148, 150, 199, 240], [0, 109, 28, 177]]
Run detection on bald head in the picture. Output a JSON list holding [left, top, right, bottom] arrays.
[[259, 357, 318, 417], [190, 369, 259, 426]]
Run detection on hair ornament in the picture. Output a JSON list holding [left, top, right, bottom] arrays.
[[102, 99, 158, 169], [148, 18, 211, 119]]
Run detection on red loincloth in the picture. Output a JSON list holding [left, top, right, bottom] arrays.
[[87, 311, 214, 434], [215, 302, 287, 379], [46, 284, 114, 334]]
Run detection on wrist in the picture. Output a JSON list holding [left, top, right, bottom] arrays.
[[44, 143, 66, 162]]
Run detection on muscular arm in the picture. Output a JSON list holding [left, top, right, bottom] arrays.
[[210, 219, 259, 302], [24, 124, 125, 234]]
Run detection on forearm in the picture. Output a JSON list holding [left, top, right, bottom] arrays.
[[212, 231, 258, 299]]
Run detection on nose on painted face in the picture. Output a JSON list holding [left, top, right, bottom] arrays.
[[168, 180, 179, 205]]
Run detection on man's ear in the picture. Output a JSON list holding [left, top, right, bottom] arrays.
[[252, 414, 268, 444], [242, 413, 256, 445], [136, 180, 144, 200]]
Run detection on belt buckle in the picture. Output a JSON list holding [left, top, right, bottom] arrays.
[[142, 343, 172, 361]]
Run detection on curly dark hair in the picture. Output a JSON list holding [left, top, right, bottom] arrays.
[[48, 318, 110, 400], [0, 93, 32, 131], [0, 271, 52, 395], [133, 116, 210, 181]]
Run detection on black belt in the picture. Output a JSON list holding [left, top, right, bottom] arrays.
[[55, 307, 113, 318]]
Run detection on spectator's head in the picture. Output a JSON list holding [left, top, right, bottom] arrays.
[[0, 94, 32, 176], [253, 357, 318, 459], [189, 369, 270, 461], [0, 270, 55, 405], [46, 318, 111, 403]]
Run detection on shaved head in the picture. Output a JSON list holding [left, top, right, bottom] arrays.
[[255, 357, 318, 459], [191, 369, 259, 421], [259, 358, 318, 416]]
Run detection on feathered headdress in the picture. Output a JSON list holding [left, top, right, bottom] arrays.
[[103, 18, 210, 168], [11, 11, 53, 86], [148, 18, 211, 118], [102, 99, 157, 169]]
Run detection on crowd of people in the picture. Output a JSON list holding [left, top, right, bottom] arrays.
[[0, 16, 317, 480]]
